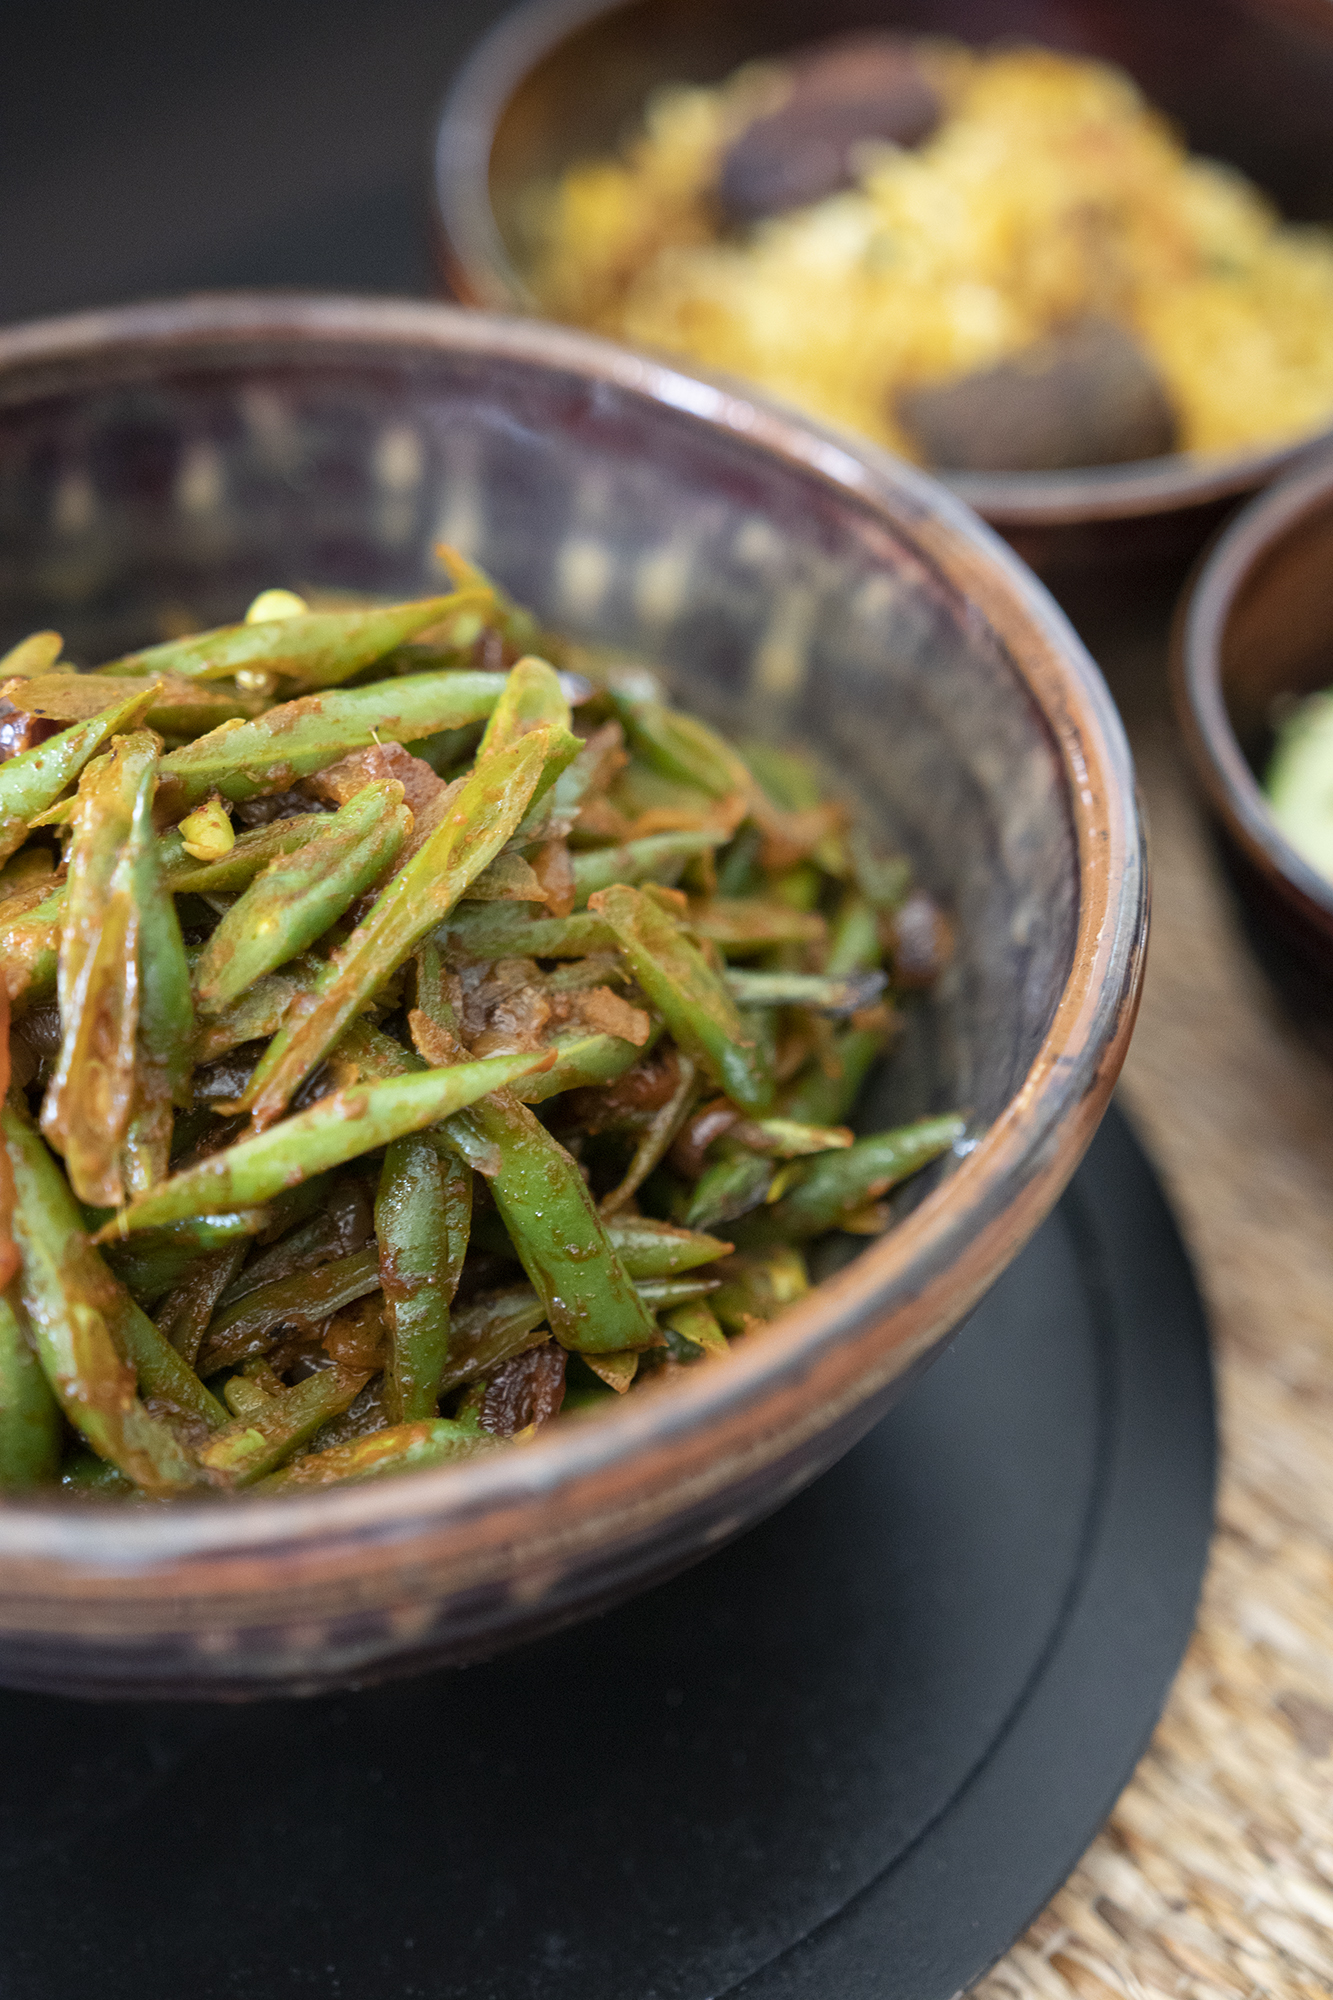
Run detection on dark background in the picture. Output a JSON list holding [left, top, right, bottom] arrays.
[[0, 0, 512, 324]]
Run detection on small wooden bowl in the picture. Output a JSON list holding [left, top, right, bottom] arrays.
[[432, 0, 1333, 578], [1173, 450, 1333, 1029], [0, 294, 1145, 1698]]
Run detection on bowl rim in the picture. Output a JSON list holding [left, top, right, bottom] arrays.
[[0, 292, 1144, 1596], [429, 0, 1333, 528], [1173, 445, 1333, 922]]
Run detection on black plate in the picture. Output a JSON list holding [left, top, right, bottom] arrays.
[[0, 1104, 1214, 1999]]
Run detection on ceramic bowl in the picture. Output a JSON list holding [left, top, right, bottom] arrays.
[[1173, 450, 1333, 1031], [0, 293, 1145, 1699], [432, 0, 1333, 578]]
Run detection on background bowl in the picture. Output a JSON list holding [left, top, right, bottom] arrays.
[[1173, 449, 1333, 1036], [0, 294, 1144, 1698], [432, 0, 1333, 578]]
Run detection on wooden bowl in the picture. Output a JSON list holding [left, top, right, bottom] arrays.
[[432, 0, 1333, 578], [1173, 449, 1333, 1032], [0, 294, 1145, 1698]]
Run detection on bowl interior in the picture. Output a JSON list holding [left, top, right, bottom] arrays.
[[0, 317, 1078, 1186], [1215, 485, 1333, 774]]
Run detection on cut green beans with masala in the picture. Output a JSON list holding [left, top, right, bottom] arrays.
[[0, 569, 962, 1496]]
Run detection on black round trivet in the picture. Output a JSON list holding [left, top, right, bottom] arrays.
[[0, 1102, 1214, 1999]]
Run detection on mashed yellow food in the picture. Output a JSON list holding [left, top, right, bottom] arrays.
[[527, 44, 1333, 464]]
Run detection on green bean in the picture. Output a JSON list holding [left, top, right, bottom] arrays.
[[105, 1208, 277, 1306], [780, 1025, 890, 1127], [722, 968, 886, 1015], [155, 1243, 246, 1367], [661, 1300, 729, 1359], [684, 1151, 774, 1229], [687, 897, 826, 954], [95, 1047, 553, 1239], [477, 655, 571, 760], [0, 884, 64, 1010], [571, 830, 725, 905], [0, 1289, 61, 1486], [730, 1116, 854, 1158], [0, 683, 157, 862], [587, 883, 773, 1114], [378, 1137, 470, 1423], [447, 1088, 657, 1356], [121, 748, 196, 1193], [60, 1450, 136, 1495], [824, 893, 883, 977], [192, 957, 321, 1064], [198, 1247, 382, 1375], [200, 1366, 371, 1482], [41, 732, 158, 1205], [0, 630, 63, 677], [153, 671, 509, 816], [439, 1287, 549, 1395], [193, 781, 410, 1011], [609, 687, 749, 800], [512, 1030, 645, 1104], [603, 1214, 731, 1277], [258, 1415, 498, 1489], [96, 589, 490, 688], [3, 1104, 212, 1488], [162, 814, 330, 895], [437, 907, 615, 960], [598, 1052, 699, 1217], [243, 729, 562, 1127], [709, 1247, 810, 1332], [6, 670, 262, 740], [735, 1116, 965, 1244]]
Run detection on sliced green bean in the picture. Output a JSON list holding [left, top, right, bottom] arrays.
[[687, 897, 826, 954], [42, 732, 158, 1205], [3, 1104, 212, 1488], [105, 1208, 277, 1306], [97, 1047, 552, 1238], [512, 1030, 645, 1105], [121, 748, 196, 1193], [153, 671, 509, 815], [709, 1247, 810, 1332], [603, 1214, 731, 1278], [735, 1116, 965, 1244], [6, 669, 261, 739], [162, 814, 330, 895], [780, 1025, 890, 1127], [193, 780, 410, 1011], [97, 590, 490, 687], [477, 655, 570, 760], [722, 968, 886, 1015], [200, 1366, 371, 1483], [0, 1289, 61, 1486], [198, 1246, 382, 1374], [259, 1415, 497, 1489], [0, 883, 64, 1010], [609, 687, 749, 800], [378, 1136, 470, 1423], [587, 883, 773, 1114], [571, 830, 724, 905], [437, 907, 615, 960], [0, 683, 157, 862], [155, 1243, 247, 1367], [243, 729, 562, 1127], [684, 1150, 774, 1229]]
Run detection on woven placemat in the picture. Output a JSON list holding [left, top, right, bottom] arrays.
[[970, 604, 1333, 2000]]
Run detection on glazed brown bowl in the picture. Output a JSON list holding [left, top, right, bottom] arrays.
[[1173, 449, 1333, 1029], [0, 293, 1145, 1699], [432, 0, 1333, 578]]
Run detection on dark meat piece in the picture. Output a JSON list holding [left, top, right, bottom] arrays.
[[888, 890, 953, 991], [719, 34, 942, 223], [895, 319, 1179, 472], [479, 1342, 568, 1435], [234, 789, 335, 827]]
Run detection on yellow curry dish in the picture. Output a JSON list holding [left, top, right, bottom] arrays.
[[527, 38, 1333, 472]]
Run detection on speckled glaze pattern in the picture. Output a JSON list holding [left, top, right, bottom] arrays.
[[432, 0, 1333, 574], [1173, 450, 1333, 1021], [0, 297, 1145, 1697]]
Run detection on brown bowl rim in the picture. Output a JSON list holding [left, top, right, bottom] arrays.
[[0, 293, 1144, 1609], [429, 0, 1333, 529], [1172, 446, 1333, 929]]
